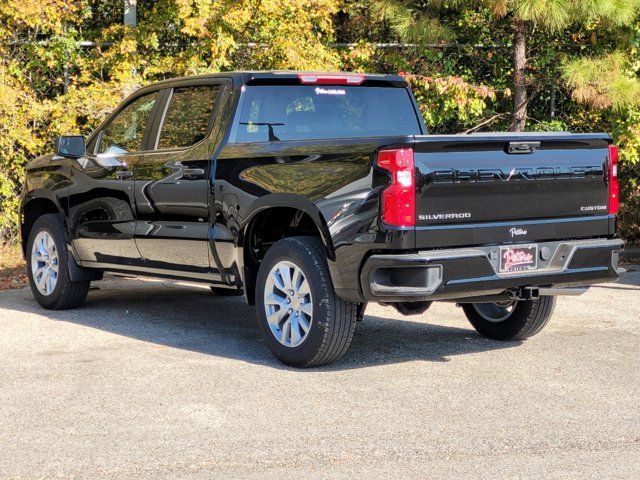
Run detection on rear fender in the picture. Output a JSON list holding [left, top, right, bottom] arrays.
[[241, 193, 335, 260]]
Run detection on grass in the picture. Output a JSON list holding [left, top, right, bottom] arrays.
[[0, 243, 27, 290]]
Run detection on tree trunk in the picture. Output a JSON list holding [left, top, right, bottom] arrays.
[[510, 19, 527, 132]]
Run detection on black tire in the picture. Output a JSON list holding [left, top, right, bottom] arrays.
[[393, 301, 432, 316], [26, 214, 90, 310], [462, 296, 556, 341], [255, 236, 357, 367], [209, 286, 243, 296]]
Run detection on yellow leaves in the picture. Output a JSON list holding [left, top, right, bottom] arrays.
[[402, 74, 497, 127], [0, 84, 20, 111], [341, 41, 380, 72], [166, 0, 341, 71], [0, 0, 86, 37], [44, 81, 127, 136], [118, 32, 139, 56], [407, 74, 497, 104], [0, 81, 44, 156], [175, 0, 224, 37], [0, 77, 48, 240]]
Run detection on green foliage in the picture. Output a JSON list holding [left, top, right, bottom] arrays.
[[1, 0, 640, 242], [404, 74, 497, 132], [562, 52, 640, 110], [610, 107, 640, 241], [486, 0, 640, 29], [619, 161, 640, 242], [372, 0, 454, 42]]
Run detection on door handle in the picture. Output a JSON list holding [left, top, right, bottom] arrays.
[[115, 170, 132, 180], [182, 168, 205, 180], [507, 141, 540, 154]]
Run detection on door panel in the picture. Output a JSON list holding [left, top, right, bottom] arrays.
[[132, 82, 226, 273], [132, 146, 211, 272]]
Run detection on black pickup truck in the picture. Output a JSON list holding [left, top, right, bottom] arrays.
[[20, 71, 624, 366]]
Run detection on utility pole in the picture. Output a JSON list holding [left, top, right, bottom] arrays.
[[124, 0, 137, 27], [63, 26, 69, 94], [124, 0, 137, 78]]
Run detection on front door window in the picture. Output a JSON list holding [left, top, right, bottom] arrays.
[[98, 92, 158, 154]]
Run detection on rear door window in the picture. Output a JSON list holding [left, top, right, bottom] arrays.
[[156, 85, 221, 149], [233, 85, 422, 143]]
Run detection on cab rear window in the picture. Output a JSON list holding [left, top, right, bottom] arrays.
[[233, 85, 422, 143]]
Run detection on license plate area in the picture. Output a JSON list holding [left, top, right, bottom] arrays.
[[499, 245, 538, 273]]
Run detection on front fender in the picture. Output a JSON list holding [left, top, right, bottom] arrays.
[[21, 155, 72, 224], [20, 188, 67, 218]]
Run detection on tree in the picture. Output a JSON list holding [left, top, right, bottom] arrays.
[[372, 0, 640, 130], [492, 0, 640, 131], [0, 0, 343, 242], [562, 51, 640, 110], [1, 0, 640, 242]]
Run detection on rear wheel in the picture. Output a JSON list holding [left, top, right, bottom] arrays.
[[462, 296, 556, 340], [255, 236, 357, 367], [26, 214, 90, 310]]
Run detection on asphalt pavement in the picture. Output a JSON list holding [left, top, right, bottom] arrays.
[[1, 269, 639, 479]]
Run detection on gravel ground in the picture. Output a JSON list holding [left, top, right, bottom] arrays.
[[0, 269, 639, 479]]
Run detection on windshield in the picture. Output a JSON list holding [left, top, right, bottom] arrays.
[[233, 85, 422, 143]]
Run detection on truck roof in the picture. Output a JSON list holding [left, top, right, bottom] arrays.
[[142, 71, 408, 89]]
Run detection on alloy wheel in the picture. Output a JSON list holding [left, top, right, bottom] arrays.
[[31, 230, 59, 296], [471, 301, 517, 323], [263, 260, 313, 347]]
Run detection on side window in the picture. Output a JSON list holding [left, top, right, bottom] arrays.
[[97, 92, 158, 154], [157, 85, 221, 149]]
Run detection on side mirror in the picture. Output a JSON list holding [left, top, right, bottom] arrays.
[[56, 135, 86, 159]]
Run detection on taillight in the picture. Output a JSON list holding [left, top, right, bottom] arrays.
[[297, 73, 365, 85], [377, 148, 415, 227], [608, 144, 619, 215]]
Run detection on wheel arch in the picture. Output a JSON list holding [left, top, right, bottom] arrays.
[[20, 192, 66, 257], [239, 194, 335, 304], [241, 194, 335, 260]]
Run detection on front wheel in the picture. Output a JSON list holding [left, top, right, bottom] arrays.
[[462, 296, 556, 341], [255, 236, 357, 367], [26, 214, 90, 310]]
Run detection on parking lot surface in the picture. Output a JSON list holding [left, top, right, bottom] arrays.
[[1, 270, 639, 479]]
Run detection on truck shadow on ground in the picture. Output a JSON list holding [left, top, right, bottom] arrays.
[[591, 267, 639, 290], [4, 281, 522, 370]]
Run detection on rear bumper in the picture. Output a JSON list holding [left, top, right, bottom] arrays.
[[360, 238, 624, 302]]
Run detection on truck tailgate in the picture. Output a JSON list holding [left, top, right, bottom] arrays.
[[411, 133, 615, 247]]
